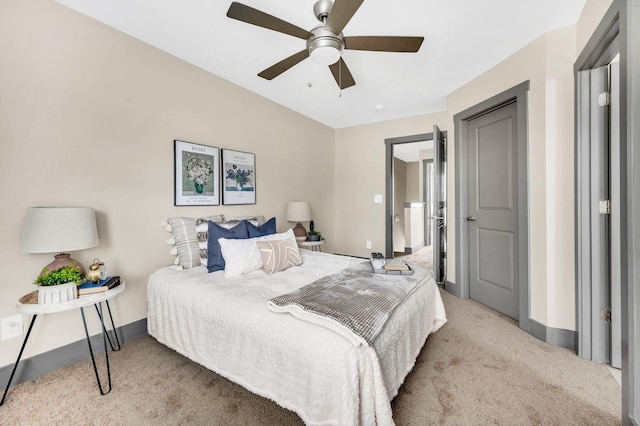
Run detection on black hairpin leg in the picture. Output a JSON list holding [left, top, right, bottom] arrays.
[[80, 303, 112, 395], [94, 300, 121, 352], [1, 315, 37, 406]]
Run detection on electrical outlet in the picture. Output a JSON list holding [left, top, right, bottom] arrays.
[[1, 315, 23, 340], [366, 241, 372, 249]]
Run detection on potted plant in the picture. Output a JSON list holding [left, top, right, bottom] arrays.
[[307, 230, 321, 242], [34, 263, 85, 304]]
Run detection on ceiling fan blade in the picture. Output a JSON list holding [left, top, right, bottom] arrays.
[[324, 0, 364, 35], [258, 49, 310, 80], [328, 58, 356, 89], [344, 36, 424, 52], [227, 2, 313, 40]]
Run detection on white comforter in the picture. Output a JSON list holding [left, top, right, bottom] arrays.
[[147, 251, 446, 425]]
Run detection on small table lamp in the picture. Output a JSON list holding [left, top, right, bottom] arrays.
[[286, 201, 311, 241], [20, 207, 99, 276]]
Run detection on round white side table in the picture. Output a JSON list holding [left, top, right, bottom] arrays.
[[298, 239, 325, 252], [1, 282, 125, 406]]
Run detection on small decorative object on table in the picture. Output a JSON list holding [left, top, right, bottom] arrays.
[[78, 276, 121, 296], [370, 257, 414, 275], [369, 252, 386, 271], [87, 258, 108, 283], [307, 230, 321, 241], [33, 263, 84, 304]]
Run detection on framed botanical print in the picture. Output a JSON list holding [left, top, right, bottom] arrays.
[[174, 140, 220, 206], [222, 149, 256, 205]]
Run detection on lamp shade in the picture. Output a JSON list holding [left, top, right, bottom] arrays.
[[20, 207, 99, 254], [286, 202, 311, 222]]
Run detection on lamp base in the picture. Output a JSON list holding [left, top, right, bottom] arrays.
[[293, 223, 308, 240], [41, 253, 86, 276]]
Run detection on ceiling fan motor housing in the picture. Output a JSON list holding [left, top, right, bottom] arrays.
[[307, 26, 344, 57]]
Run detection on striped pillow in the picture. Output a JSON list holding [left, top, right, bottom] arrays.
[[256, 238, 302, 274], [162, 215, 224, 269]]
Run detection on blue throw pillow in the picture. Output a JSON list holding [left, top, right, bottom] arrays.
[[247, 217, 276, 238], [207, 220, 249, 272]]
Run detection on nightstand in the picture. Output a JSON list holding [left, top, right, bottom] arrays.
[[1, 282, 125, 406], [298, 239, 325, 252]]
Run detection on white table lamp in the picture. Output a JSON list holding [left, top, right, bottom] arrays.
[[20, 207, 99, 275], [286, 201, 312, 241]]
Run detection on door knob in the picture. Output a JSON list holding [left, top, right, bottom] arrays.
[[466, 216, 476, 221]]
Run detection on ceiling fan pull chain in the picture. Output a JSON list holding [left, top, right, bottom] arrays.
[[339, 60, 342, 98]]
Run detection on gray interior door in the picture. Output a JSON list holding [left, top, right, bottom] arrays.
[[432, 125, 446, 283], [610, 60, 621, 369], [466, 102, 519, 320], [576, 64, 618, 365]]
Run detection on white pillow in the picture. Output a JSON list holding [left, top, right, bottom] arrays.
[[219, 229, 295, 277], [197, 218, 264, 268]]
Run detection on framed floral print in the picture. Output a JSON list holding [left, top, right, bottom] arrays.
[[174, 140, 220, 206], [222, 149, 256, 205]]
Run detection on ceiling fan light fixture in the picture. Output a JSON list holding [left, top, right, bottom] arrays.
[[308, 27, 344, 66], [310, 44, 341, 65]]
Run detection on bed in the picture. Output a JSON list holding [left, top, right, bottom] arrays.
[[148, 225, 446, 425]]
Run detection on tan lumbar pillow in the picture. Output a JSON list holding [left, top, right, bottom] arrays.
[[256, 238, 302, 274]]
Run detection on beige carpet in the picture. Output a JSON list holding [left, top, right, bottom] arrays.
[[0, 291, 620, 425]]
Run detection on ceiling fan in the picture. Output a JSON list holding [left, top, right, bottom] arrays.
[[226, 0, 424, 89]]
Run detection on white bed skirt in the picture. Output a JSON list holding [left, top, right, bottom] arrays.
[[147, 251, 446, 425]]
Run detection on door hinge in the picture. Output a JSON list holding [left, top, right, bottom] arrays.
[[599, 200, 611, 214], [598, 91, 611, 107], [601, 307, 612, 322]]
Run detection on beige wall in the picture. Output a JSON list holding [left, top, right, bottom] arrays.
[[0, 0, 335, 368], [334, 113, 447, 258], [406, 162, 420, 202], [393, 158, 407, 252], [576, 0, 615, 53], [418, 148, 434, 208]]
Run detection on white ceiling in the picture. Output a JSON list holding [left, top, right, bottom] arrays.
[[54, 0, 586, 129]]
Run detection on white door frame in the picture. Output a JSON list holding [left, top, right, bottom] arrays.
[[453, 81, 531, 333]]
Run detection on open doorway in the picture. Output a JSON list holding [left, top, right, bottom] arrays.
[[390, 139, 433, 271], [385, 126, 447, 281]]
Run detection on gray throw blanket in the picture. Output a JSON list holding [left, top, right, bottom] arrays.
[[267, 261, 431, 346]]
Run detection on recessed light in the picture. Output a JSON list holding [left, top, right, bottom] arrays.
[[375, 105, 385, 112]]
